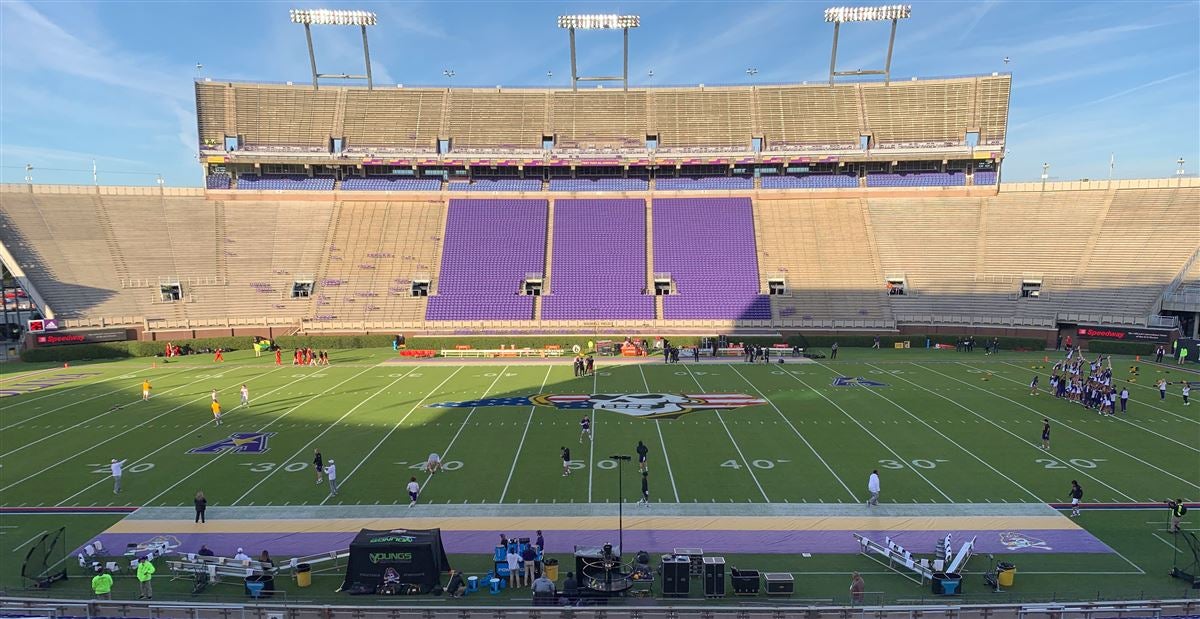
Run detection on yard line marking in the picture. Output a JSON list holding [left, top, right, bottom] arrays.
[[588, 361, 598, 503], [0, 366, 285, 494], [637, 364, 679, 503], [56, 369, 321, 506], [340, 367, 470, 499], [10, 530, 47, 553], [785, 364, 953, 502], [887, 364, 1137, 502], [417, 364, 506, 496], [233, 366, 422, 505], [1152, 533, 1179, 551], [682, 365, 769, 503], [1048, 361, 1200, 426], [729, 365, 857, 502], [944, 363, 1200, 491], [499, 366, 554, 504], [0, 365, 204, 441], [859, 363, 1044, 502]]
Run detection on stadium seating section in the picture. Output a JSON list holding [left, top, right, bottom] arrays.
[[654, 198, 772, 320], [2, 184, 1196, 329], [425, 199, 546, 320], [448, 179, 542, 192], [866, 171, 965, 187], [340, 177, 441, 191], [541, 199, 654, 320], [237, 175, 335, 191], [762, 174, 860, 190], [549, 178, 650, 192], [656, 176, 754, 191]]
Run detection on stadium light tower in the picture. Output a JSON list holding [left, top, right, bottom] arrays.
[[557, 14, 641, 92], [824, 4, 911, 85], [290, 9, 377, 90]]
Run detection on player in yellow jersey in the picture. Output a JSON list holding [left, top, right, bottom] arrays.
[[141, 380, 151, 401], [211, 400, 222, 426]]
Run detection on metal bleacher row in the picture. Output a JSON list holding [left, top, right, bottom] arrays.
[[196, 75, 1011, 152], [1, 184, 1196, 331]]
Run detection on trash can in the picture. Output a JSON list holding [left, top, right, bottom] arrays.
[[942, 573, 962, 595], [931, 572, 947, 594], [997, 562, 1016, 587], [467, 575, 479, 593], [489, 577, 502, 594], [295, 563, 312, 588], [544, 558, 559, 582]]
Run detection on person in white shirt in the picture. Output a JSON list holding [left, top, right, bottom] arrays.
[[111, 459, 127, 494], [211, 389, 219, 402], [1184, 382, 1192, 406], [425, 452, 442, 474], [240, 385, 249, 407], [506, 546, 522, 588], [867, 470, 880, 506], [325, 460, 339, 496], [233, 548, 250, 562], [406, 476, 420, 507]]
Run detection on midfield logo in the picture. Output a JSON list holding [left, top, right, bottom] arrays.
[[429, 393, 765, 420], [188, 433, 275, 454], [998, 531, 1052, 551], [832, 376, 889, 388]]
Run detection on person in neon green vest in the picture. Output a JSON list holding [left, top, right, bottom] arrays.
[[136, 556, 155, 599], [91, 568, 113, 599]]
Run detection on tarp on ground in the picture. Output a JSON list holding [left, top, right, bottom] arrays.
[[340, 528, 449, 594]]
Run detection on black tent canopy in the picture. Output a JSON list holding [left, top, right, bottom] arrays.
[[340, 528, 449, 594]]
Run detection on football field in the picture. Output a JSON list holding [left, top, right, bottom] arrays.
[[1, 347, 1198, 602]]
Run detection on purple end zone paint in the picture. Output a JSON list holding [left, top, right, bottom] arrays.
[[84, 527, 1111, 559]]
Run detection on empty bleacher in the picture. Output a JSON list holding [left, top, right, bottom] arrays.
[[342, 88, 445, 151], [756, 199, 891, 326], [342, 177, 441, 191], [756, 84, 861, 149], [651, 88, 754, 150], [443, 90, 547, 150], [315, 201, 445, 323], [551, 90, 647, 150]]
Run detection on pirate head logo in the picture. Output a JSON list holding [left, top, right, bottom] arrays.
[[430, 393, 764, 419], [998, 531, 1052, 551]]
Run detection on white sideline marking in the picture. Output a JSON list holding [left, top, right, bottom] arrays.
[[683, 365, 769, 502], [729, 365, 857, 502], [588, 363, 597, 502], [499, 366, 554, 503], [0, 366, 161, 422], [638, 364, 680, 503]]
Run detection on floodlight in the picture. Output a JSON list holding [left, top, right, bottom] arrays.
[[824, 4, 910, 23], [557, 14, 640, 30], [557, 14, 641, 91], [290, 8, 377, 89], [825, 4, 911, 84], [290, 8, 377, 26]]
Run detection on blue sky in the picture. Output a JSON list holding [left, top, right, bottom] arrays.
[[1, 0, 1197, 186]]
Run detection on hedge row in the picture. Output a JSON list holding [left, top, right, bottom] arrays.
[[22, 332, 1050, 362], [1084, 340, 1159, 356]]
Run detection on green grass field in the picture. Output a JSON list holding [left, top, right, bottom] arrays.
[[1, 347, 1198, 604]]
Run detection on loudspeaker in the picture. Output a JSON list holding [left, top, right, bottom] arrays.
[[661, 556, 690, 597], [704, 557, 725, 597]]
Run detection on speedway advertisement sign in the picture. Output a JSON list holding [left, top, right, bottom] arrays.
[[1075, 326, 1171, 343]]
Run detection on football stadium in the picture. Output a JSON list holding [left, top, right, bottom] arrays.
[[1, 3, 1199, 617]]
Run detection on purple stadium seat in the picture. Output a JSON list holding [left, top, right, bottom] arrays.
[[425, 199, 547, 320], [447, 179, 542, 192], [340, 176, 441, 191], [653, 198, 771, 320], [236, 175, 335, 191], [974, 170, 997, 186], [761, 174, 859, 189], [542, 199, 654, 320], [205, 173, 231, 189], [656, 176, 754, 191], [865, 172, 965, 187], [548, 178, 649, 192]]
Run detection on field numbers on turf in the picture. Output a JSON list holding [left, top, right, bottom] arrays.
[[597, 460, 618, 470], [878, 458, 948, 470], [869, 369, 905, 375], [240, 462, 309, 473], [1036, 458, 1106, 469], [91, 463, 154, 474], [389, 373, 425, 378], [721, 459, 787, 470], [408, 461, 463, 471]]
